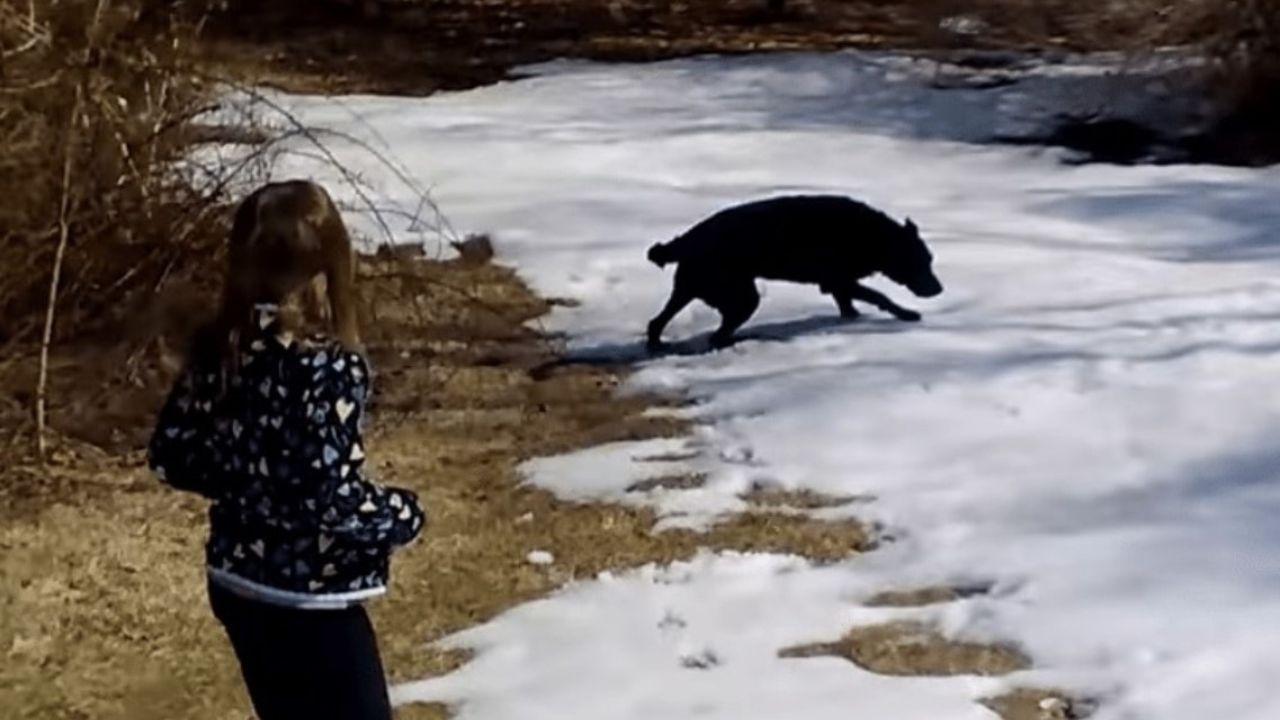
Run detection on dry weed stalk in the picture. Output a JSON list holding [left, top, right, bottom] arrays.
[[35, 82, 84, 456], [3, 1, 566, 454], [33, 0, 109, 456], [1, 1, 228, 454]]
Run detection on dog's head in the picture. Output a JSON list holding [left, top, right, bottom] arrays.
[[880, 218, 943, 298]]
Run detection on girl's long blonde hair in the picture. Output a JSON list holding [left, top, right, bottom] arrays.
[[190, 180, 361, 381]]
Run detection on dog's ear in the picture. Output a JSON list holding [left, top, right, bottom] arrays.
[[904, 218, 918, 235]]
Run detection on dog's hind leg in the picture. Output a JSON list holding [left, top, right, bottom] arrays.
[[819, 280, 860, 319], [647, 284, 695, 351], [708, 279, 760, 349]]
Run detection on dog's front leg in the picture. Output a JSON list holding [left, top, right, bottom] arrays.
[[821, 281, 861, 319], [848, 283, 920, 322]]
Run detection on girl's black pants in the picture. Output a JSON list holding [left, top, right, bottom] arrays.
[[208, 581, 394, 720]]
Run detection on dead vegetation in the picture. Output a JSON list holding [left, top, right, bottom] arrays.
[[741, 484, 866, 510], [982, 687, 1097, 720], [0, 0, 247, 461], [198, 0, 1183, 97], [777, 616, 1095, 719], [916, 0, 1280, 163], [0, 0, 221, 350], [626, 473, 708, 493], [864, 583, 992, 607], [0, 252, 869, 719], [779, 620, 1030, 677]]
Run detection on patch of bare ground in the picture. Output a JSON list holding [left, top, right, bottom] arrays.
[[205, 0, 1188, 99], [200, 1, 928, 96], [626, 473, 708, 493], [779, 620, 1029, 676], [777, 619, 1093, 720], [982, 687, 1097, 720], [864, 583, 992, 607], [741, 484, 868, 510], [0, 252, 867, 719]]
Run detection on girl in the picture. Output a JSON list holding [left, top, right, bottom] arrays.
[[148, 181, 423, 719]]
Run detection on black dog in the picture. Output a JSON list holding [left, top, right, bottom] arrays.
[[646, 195, 943, 350]]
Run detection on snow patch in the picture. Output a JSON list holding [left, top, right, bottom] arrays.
[[253, 51, 1280, 720]]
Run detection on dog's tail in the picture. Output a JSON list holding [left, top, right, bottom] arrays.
[[647, 240, 678, 268]]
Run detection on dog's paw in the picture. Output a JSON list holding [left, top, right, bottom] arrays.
[[895, 309, 922, 322], [645, 338, 667, 354], [709, 334, 737, 350]]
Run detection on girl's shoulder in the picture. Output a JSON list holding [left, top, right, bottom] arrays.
[[276, 332, 371, 389]]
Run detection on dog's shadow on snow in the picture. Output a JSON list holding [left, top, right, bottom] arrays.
[[551, 313, 914, 369]]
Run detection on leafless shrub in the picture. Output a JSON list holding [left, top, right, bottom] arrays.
[[0, 1, 533, 455], [0, 0, 233, 348], [1191, 0, 1280, 119]]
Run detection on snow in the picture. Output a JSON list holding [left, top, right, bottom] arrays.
[[243, 51, 1280, 719], [395, 552, 1006, 720], [526, 550, 556, 566]]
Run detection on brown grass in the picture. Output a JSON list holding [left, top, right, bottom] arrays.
[[864, 583, 992, 607], [741, 485, 867, 510], [0, 1, 227, 348], [626, 473, 708, 493], [982, 687, 1097, 720], [0, 252, 869, 719], [199, 0, 1236, 95], [779, 620, 1029, 677]]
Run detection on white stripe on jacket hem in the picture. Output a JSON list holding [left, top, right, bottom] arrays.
[[207, 567, 386, 610]]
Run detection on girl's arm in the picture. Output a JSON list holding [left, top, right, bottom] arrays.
[[148, 366, 219, 497], [297, 347, 425, 549]]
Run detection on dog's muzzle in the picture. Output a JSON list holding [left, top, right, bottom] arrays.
[[911, 276, 944, 298]]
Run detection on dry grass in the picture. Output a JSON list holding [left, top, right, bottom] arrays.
[[0, 1, 225, 348], [982, 687, 1097, 720], [741, 485, 867, 509], [626, 473, 708, 493], [779, 620, 1030, 677], [0, 1, 296, 463], [776, 616, 1090, 719], [196, 0, 1090, 105], [0, 253, 869, 719], [864, 583, 992, 607]]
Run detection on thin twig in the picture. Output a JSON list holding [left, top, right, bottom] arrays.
[[36, 82, 83, 457], [34, 0, 108, 456]]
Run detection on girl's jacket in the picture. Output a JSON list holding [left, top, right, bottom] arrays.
[[149, 305, 424, 608]]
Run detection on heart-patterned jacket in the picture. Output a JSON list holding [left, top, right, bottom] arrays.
[[148, 305, 424, 609]]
